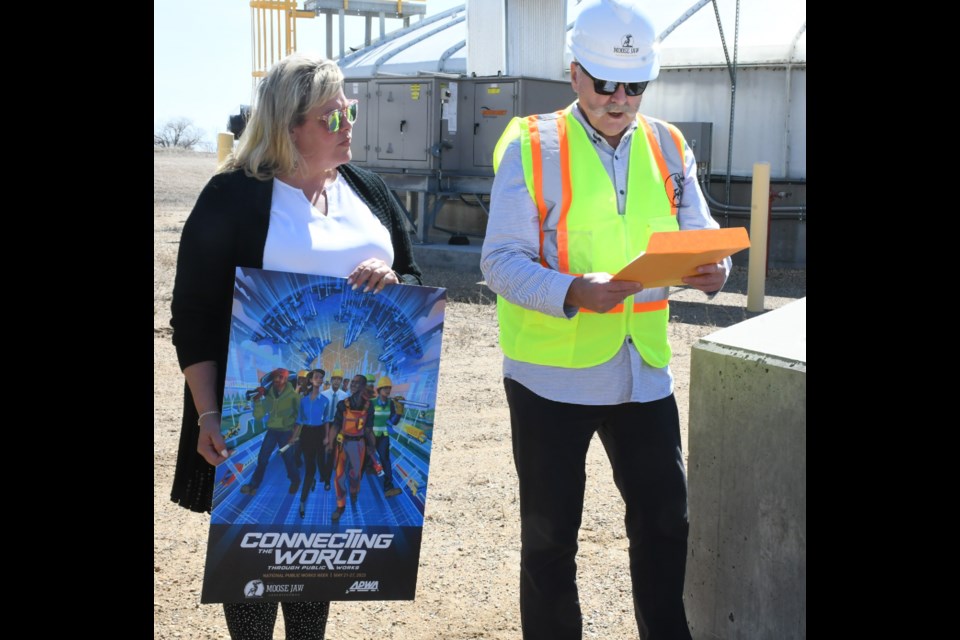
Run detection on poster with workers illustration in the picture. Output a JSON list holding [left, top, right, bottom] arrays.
[[200, 266, 446, 603]]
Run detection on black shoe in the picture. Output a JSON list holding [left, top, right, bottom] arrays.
[[331, 506, 345, 522], [324, 481, 331, 491], [299, 500, 306, 518]]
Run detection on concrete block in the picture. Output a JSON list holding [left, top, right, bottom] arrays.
[[412, 242, 482, 277], [685, 298, 806, 640]]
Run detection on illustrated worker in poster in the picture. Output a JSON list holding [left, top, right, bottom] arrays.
[[480, 1, 731, 638], [371, 376, 403, 498], [319, 368, 349, 491], [240, 368, 302, 496], [297, 368, 329, 517], [330, 374, 376, 521]]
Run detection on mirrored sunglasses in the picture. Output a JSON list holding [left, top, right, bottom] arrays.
[[576, 63, 648, 97], [317, 100, 359, 133]]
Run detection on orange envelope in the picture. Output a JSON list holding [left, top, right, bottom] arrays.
[[612, 227, 751, 288]]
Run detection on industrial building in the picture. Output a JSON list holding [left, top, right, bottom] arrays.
[[242, 0, 806, 269]]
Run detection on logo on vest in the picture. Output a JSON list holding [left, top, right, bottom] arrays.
[[613, 34, 639, 55], [666, 172, 684, 208]]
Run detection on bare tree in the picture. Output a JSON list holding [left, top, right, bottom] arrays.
[[154, 117, 205, 150]]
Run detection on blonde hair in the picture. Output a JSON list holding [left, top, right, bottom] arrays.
[[219, 53, 344, 180]]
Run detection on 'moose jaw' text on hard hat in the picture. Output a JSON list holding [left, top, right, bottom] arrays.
[[568, 0, 661, 83]]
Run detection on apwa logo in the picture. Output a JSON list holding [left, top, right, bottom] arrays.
[[346, 580, 380, 594]]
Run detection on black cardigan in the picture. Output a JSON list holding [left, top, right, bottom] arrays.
[[169, 163, 422, 513]]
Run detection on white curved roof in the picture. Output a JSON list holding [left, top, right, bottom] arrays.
[[337, 1, 806, 76]]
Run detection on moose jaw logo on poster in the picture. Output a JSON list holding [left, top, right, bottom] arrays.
[[244, 580, 265, 598]]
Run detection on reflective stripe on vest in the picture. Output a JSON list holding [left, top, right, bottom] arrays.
[[372, 400, 391, 435], [492, 106, 687, 369]]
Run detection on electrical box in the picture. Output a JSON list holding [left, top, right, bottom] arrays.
[[343, 80, 370, 164], [672, 122, 713, 175], [345, 75, 575, 176], [451, 77, 576, 176], [342, 77, 451, 171]]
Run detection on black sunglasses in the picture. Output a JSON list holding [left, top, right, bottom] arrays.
[[576, 63, 648, 97]]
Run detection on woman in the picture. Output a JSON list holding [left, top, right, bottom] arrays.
[[297, 369, 329, 518], [169, 52, 422, 640]]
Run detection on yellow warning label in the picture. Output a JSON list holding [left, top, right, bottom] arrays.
[[410, 83, 421, 100], [487, 87, 501, 94]]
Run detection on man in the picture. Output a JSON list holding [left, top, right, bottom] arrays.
[[330, 374, 376, 522], [293, 369, 311, 469], [319, 369, 350, 491], [364, 373, 376, 401], [371, 376, 403, 498], [241, 368, 301, 496], [480, 2, 730, 639], [296, 369, 310, 396], [296, 368, 328, 517]]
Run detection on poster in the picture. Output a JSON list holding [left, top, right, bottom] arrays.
[[201, 267, 446, 603]]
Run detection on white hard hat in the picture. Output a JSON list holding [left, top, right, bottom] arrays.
[[568, 0, 660, 83]]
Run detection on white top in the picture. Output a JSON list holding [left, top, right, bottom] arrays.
[[321, 388, 350, 423], [262, 172, 394, 277]]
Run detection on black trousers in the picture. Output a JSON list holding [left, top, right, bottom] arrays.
[[504, 378, 693, 640], [222, 601, 329, 640], [299, 426, 324, 502]]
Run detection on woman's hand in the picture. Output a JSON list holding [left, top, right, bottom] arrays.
[[198, 412, 229, 465], [347, 258, 399, 294]]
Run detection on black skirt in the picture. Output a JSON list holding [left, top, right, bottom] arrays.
[[169, 382, 216, 513]]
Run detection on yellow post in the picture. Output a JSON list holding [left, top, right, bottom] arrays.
[[746, 162, 770, 313], [217, 132, 235, 165]]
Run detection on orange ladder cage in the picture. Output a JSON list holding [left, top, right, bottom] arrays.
[[250, 1, 424, 84], [250, 1, 316, 82]]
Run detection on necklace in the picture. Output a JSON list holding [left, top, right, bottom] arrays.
[[314, 188, 328, 216]]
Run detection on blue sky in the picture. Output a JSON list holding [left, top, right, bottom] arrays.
[[154, 1, 804, 149]]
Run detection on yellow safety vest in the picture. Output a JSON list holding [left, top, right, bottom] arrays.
[[492, 105, 686, 369]]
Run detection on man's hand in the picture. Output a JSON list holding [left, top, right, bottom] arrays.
[[681, 261, 728, 293], [565, 273, 645, 313]]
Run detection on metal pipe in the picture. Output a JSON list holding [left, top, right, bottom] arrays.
[[372, 15, 466, 75], [439, 40, 467, 72], [338, 4, 465, 66], [783, 22, 806, 178], [657, 0, 712, 42], [710, 0, 739, 204], [699, 175, 806, 220], [726, 0, 740, 203]]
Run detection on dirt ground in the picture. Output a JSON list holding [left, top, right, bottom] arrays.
[[154, 149, 806, 639]]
